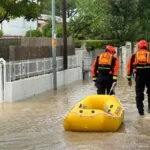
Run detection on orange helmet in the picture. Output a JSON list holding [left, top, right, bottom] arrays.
[[106, 45, 116, 54], [138, 40, 148, 50]]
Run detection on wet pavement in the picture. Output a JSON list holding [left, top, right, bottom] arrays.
[[0, 76, 150, 150]]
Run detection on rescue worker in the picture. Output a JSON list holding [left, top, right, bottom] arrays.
[[127, 40, 150, 115], [91, 45, 119, 95]]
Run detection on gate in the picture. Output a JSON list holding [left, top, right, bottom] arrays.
[[82, 57, 91, 80]]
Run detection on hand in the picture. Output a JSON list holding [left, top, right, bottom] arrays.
[[128, 81, 132, 86]]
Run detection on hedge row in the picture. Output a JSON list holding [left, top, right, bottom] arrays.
[[75, 40, 122, 50]]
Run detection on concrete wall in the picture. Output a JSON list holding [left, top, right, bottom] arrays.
[[4, 67, 82, 102]]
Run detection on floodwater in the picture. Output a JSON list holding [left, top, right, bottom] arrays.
[[1, 74, 150, 150]]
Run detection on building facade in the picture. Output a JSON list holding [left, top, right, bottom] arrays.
[[0, 18, 38, 37]]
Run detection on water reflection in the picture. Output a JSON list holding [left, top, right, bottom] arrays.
[[0, 73, 150, 149]]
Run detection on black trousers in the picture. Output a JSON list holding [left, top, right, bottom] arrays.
[[96, 83, 114, 95], [135, 72, 150, 113], [96, 73, 114, 95]]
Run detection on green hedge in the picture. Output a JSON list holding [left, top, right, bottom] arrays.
[[75, 40, 121, 50]]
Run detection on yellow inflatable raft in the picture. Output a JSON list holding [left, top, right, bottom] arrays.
[[63, 95, 124, 132]]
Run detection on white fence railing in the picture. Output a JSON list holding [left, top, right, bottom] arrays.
[[0, 58, 6, 102], [6, 55, 79, 82]]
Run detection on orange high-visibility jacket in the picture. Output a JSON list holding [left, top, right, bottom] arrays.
[[91, 52, 119, 81], [127, 49, 150, 80]]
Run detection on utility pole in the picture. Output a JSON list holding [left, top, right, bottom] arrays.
[[62, 0, 68, 69], [52, 0, 57, 90], [30, 26, 32, 37]]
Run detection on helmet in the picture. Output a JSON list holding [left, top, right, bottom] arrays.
[[106, 45, 116, 54], [138, 40, 148, 50]]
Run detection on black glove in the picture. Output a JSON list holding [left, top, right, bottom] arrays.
[[127, 75, 132, 86]]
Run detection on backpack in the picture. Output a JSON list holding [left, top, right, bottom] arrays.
[[99, 52, 113, 65], [135, 50, 150, 65], [97, 52, 113, 73]]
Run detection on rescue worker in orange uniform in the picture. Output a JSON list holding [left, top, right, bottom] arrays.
[[91, 45, 119, 95], [127, 40, 150, 115]]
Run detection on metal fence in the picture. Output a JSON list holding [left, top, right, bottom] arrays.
[[6, 55, 79, 82]]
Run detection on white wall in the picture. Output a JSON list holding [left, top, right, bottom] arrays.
[[0, 17, 37, 36], [0, 64, 3, 103], [4, 67, 82, 102]]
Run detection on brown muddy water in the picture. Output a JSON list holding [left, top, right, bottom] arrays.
[[0, 76, 150, 150]]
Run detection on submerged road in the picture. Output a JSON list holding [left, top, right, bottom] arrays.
[[0, 76, 150, 150]]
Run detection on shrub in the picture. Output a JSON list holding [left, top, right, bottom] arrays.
[[25, 29, 42, 37], [75, 40, 120, 50], [0, 30, 3, 37]]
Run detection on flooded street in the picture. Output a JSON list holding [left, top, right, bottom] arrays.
[[1, 75, 150, 150]]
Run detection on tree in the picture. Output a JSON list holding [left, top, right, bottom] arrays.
[[41, 0, 150, 42], [70, 0, 111, 40], [104, 0, 138, 41], [69, 15, 96, 40], [42, 20, 71, 37], [71, 0, 145, 42], [41, 0, 77, 18], [137, 0, 150, 40], [0, 0, 42, 24]]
